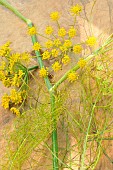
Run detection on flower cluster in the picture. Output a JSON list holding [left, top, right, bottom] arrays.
[[28, 26, 37, 35], [52, 61, 61, 72], [2, 89, 25, 115], [78, 58, 86, 68], [29, 4, 94, 82], [10, 107, 20, 116], [33, 42, 41, 51], [62, 55, 71, 65], [73, 45, 82, 54], [67, 71, 79, 82], [39, 67, 48, 77], [2, 89, 23, 107], [45, 26, 54, 35], [86, 36, 97, 47], [68, 27, 76, 38], [0, 41, 11, 57], [70, 4, 82, 16], [58, 27, 66, 37], [50, 11, 60, 21], [0, 42, 32, 115]]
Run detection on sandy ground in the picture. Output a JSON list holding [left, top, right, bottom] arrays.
[[0, 0, 113, 169]]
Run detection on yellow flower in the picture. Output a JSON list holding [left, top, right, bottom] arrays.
[[78, 58, 86, 68], [60, 45, 68, 52], [11, 74, 21, 87], [10, 107, 20, 116], [52, 61, 61, 71], [0, 61, 6, 70], [63, 40, 72, 48], [10, 53, 21, 63], [18, 70, 24, 79], [2, 78, 11, 87], [9, 53, 20, 73], [33, 42, 41, 51], [45, 26, 54, 35], [58, 27, 66, 37], [10, 89, 22, 105], [50, 11, 60, 21], [42, 51, 51, 60], [21, 52, 31, 64], [2, 94, 10, 109], [68, 27, 76, 38], [39, 68, 48, 77], [51, 49, 59, 57], [67, 71, 79, 82], [62, 55, 71, 64], [73, 44, 82, 54], [0, 41, 11, 57], [86, 36, 96, 47], [70, 4, 82, 16], [53, 39, 61, 47], [45, 40, 53, 49], [0, 71, 5, 80], [28, 26, 37, 35]]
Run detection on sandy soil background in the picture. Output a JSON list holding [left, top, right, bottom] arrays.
[[0, 0, 113, 169]]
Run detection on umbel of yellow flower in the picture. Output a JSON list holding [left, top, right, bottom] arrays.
[[70, 4, 82, 16], [0, 61, 6, 70], [21, 52, 31, 64], [0, 71, 5, 81], [45, 26, 54, 35], [10, 89, 22, 105], [3, 78, 11, 87], [12, 74, 21, 87], [2, 93, 10, 109], [68, 27, 76, 38], [10, 107, 20, 116], [62, 55, 71, 64], [45, 40, 53, 49], [60, 45, 68, 52], [9, 53, 21, 69], [52, 61, 61, 71], [63, 40, 72, 48], [73, 44, 82, 54], [51, 49, 59, 57], [53, 39, 61, 47], [33, 42, 41, 51], [0, 41, 11, 57], [42, 50, 51, 60], [78, 58, 86, 68], [28, 26, 37, 35], [86, 36, 96, 47], [58, 27, 66, 37], [67, 71, 79, 82], [39, 68, 48, 77], [50, 11, 60, 21]]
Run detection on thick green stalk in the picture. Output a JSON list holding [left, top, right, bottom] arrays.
[[0, 1, 59, 169], [0, 0, 30, 23], [28, 22, 59, 170]]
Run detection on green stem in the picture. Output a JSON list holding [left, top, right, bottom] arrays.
[[28, 65, 39, 71], [80, 104, 95, 170], [51, 92, 59, 170], [0, 1, 59, 169], [80, 93, 100, 170], [0, 0, 30, 24]]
